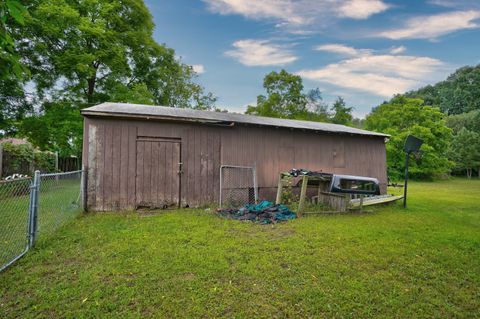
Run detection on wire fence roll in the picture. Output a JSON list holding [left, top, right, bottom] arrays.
[[219, 165, 258, 208], [0, 170, 84, 273]]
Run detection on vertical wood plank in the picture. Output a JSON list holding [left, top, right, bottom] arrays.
[[104, 124, 114, 211], [127, 125, 137, 208], [96, 124, 105, 211], [189, 128, 196, 206], [158, 142, 166, 205], [112, 125, 121, 209], [144, 141, 152, 205], [136, 141, 144, 206], [180, 135, 187, 206], [213, 130, 221, 203], [200, 128, 208, 202], [119, 125, 129, 209], [194, 128, 201, 206], [168, 142, 173, 205], [297, 175, 308, 216], [173, 142, 181, 205], [87, 124, 97, 210], [151, 141, 159, 206]]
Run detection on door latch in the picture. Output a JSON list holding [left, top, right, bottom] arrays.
[[178, 162, 183, 175]]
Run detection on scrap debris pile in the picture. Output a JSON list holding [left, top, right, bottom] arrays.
[[217, 200, 296, 224]]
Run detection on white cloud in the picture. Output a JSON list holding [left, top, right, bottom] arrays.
[[429, 0, 480, 9], [192, 64, 205, 74], [389, 45, 406, 54], [378, 10, 480, 40], [298, 49, 444, 97], [316, 43, 408, 57], [203, 0, 307, 25], [203, 0, 390, 32], [336, 0, 390, 19], [225, 39, 298, 66], [315, 44, 372, 56]]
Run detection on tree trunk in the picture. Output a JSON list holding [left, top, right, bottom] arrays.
[[87, 76, 96, 104], [86, 62, 99, 104], [466, 168, 472, 179]]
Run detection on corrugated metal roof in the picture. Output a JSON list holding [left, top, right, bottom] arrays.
[[81, 102, 388, 138]]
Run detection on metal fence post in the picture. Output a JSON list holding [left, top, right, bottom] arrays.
[[27, 178, 35, 248], [253, 164, 258, 204], [219, 166, 223, 207], [28, 170, 40, 247]]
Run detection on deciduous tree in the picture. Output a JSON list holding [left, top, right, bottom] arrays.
[[9, 0, 216, 155], [365, 96, 452, 180], [330, 97, 353, 125], [246, 70, 349, 123], [246, 70, 308, 119], [449, 128, 480, 178], [0, 0, 29, 79]]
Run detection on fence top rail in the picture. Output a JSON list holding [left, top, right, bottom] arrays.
[[40, 170, 83, 177]]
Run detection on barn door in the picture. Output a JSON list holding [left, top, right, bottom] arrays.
[[136, 138, 181, 209]]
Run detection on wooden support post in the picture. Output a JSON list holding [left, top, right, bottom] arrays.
[[275, 173, 284, 205], [316, 182, 322, 205], [297, 175, 308, 217], [359, 195, 364, 213]]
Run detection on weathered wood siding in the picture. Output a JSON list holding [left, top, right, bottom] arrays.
[[82, 117, 387, 211]]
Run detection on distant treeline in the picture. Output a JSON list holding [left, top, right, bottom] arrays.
[[367, 65, 480, 179]]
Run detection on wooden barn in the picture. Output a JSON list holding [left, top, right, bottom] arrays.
[[81, 103, 388, 211]]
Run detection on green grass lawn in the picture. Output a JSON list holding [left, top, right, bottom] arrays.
[[1, 179, 479, 318]]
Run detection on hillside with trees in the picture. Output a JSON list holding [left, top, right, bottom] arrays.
[[367, 65, 480, 179]]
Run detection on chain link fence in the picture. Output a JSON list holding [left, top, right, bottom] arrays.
[[37, 171, 83, 239], [0, 177, 32, 272], [0, 170, 83, 272], [219, 165, 257, 208]]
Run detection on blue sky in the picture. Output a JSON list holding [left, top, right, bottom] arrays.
[[145, 0, 480, 117]]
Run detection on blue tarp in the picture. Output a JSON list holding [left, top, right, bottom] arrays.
[[217, 200, 297, 224]]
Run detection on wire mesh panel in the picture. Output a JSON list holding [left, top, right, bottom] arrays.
[[37, 170, 83, 239], [0, 178, 32, 271], [220, 165, 257, 208]]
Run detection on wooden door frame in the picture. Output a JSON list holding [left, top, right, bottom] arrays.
[[135, 137, 182, 209]]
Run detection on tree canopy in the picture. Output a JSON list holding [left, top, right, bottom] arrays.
[[330, 97, 353, 125], [405, 64, 480, 115], [1, 0, 216, 156], [246, 70, 352, 124], [21, 0, 215, 108], [448, 128, 480, 178], [365, 96, 452, 180], [446, 110, 480, 135], [0, 0, 30, 137], [0, 0, 29, 80], [246, 70, 309, 119]]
